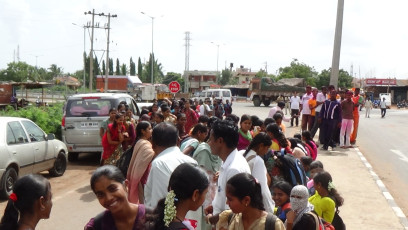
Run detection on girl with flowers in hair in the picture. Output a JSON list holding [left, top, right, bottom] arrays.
[[148, 163, 209, 230], [216, 173, 285, 230], [0, 174, 52, 230], [308, 171, 344, 223]]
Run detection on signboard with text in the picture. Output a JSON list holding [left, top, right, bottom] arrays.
[[365, 79, 396, 86], [168, 81, 180, 93]]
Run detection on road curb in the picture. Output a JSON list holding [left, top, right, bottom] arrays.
[[354, 148, 408, 230]]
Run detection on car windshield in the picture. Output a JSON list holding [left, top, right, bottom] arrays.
[[65, 98, 115, 117]]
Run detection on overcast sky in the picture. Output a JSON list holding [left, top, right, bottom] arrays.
[[1, 0, 408, 79]]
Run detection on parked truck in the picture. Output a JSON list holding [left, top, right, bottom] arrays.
[[249, 77, 306, 107]]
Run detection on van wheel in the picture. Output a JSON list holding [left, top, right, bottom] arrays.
[[1, 167, 18, 199], [49, 152, 67, 177], [68, 152, 79, 162]]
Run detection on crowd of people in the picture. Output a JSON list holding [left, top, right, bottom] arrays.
[[1, 90, 350, 230]]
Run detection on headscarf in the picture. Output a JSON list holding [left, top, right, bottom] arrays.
[[290, 185, 314, 226]]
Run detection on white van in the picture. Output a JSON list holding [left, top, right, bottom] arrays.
[[196, 89, 232, 104]]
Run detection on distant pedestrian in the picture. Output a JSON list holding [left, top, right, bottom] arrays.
[[310, 87, 327, 138], [339, 91, 354, 148], [300, 86, 314, 131], [290, 92, 301, 127], [319, 91, 342, 150], [364, 98, 373, 118], [350, 88, 364, 144], [223, 99, 233, 116], [380, 97, 387, 118], [0, 174, 52, 230]]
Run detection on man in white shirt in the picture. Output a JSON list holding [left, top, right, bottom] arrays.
[[300, 85, 313, 131], [310, 86, 328, 138], [380, 97, 387, 118], [199, 99, 212, 116], [290, 91, 301, 127], [205, 120, 250, 224], [144, 122, 197, 208]]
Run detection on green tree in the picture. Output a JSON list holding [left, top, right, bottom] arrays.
[[278, 58, 318, 86], [137, 57, 143, 81], [129, 57, 136, 76], [48, 64, 63, 79], [115, 58, 120, 75], [219, 68, 232, 85], [316, 68, 353, 89], [121, 64, 127, 75], [102, 60, 106, 75], [109, 58, 114, 75], [0, 62, 36, 82]]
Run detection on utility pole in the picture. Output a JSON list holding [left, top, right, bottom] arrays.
[[329, 0, 345, 89], [184, 31, 191, 93], [85, 10, 117, 92], [103, 13, 117, 92]]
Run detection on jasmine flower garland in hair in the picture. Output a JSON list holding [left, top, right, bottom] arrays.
[[328, 181, 336, 192], [164, 190, 177, 227]]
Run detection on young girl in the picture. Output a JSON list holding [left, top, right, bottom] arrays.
[[272, 112, 286, 135], [308, 171, 344, 223], [237, 114, 253, 151], [286, 185, 317, 230], [0, 174, 52, 230], [301, 131, 318, 160], [183, 99, 199, 134], [176, 113, 188, 140], [265, 123, 290, 153], [150, 163, 209, 230], [307, 161, 324, 195], [216, 173, 285, 230], [272, 181, 293, 223], [287, 138, 306, 159], [100, 108, 117, 138], [85, 165, 148, 229], [127, 121, 154, 204], [180, 123, 208, 156], [241, 132, 275, 213], [101, 113, 128, 165]]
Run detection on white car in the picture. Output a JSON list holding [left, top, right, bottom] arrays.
[[0, 117, 68, 198]]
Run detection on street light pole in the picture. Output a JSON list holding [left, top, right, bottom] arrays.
[[141, 12, 155, 84]]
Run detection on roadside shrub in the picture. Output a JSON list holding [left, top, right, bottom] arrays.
[[0, 103, 63, 140]]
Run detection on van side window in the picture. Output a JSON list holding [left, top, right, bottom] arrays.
[[223, 91, 231, 97], [213, 91, 220, 97]]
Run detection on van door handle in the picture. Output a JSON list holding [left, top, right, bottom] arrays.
[[66, 126, 75, 129], [12, 151, 16, 155]]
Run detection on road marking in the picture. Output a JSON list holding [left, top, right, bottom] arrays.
[[391, 149, 408, 163], [355, 148, 408, 229]]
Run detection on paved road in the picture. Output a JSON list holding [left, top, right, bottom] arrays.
[[356, 107, 408, 216]]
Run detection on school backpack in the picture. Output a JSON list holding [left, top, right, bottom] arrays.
[[307, 211, 335, 230], [116, 144, 135, 176], [276, 153, 307, 187], [331, 207, 346, 230], [228, 212, 277, 230]]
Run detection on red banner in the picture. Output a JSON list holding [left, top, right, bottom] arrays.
[[365, 79, 396, 86]]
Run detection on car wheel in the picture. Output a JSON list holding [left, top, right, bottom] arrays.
[[1, 167, 18, 199], [49, 152, 67, 177], [263, 100, 271, 106], [68, 152, 79, 162]]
